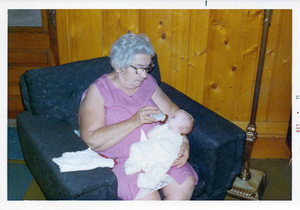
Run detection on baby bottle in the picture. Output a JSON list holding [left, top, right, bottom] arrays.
[[150, 112, 168, 123]]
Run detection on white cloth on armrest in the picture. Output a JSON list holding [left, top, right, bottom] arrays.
[[52, 148, 114, 172]]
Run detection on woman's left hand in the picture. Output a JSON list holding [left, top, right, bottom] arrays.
[[172, 141, 190, 168]]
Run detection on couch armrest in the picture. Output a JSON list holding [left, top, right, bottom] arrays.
[[160, 82, 245, 196], [17, 111, 117, 200]]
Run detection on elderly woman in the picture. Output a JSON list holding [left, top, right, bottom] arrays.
[[79, 33, 198, 200]]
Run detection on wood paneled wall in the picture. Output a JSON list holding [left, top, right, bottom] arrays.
[[56, 9, 292, 138], [8, 10, 58, 119]]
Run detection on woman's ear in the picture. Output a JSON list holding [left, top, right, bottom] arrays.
[[112, 60, 119, 70], [113, 60, 124, 74], [115, 68, 123, 74]]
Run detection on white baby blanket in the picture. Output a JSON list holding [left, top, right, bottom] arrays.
[[52, 148, 114, 172], [125, 124, 183, 189]]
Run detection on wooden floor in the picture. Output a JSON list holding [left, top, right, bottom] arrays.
[[250, 137, 291, 159]]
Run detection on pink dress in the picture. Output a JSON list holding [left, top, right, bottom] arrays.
[[82, 74, 198, 200]]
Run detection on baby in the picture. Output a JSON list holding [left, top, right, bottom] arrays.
[[124, 109, 194, 189]]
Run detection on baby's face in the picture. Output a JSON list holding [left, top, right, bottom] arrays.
[[167, 110, 190, 133]]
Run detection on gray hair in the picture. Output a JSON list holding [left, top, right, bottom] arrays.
[[110, 32, 155, 70]]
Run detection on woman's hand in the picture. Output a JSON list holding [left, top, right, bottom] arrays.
[[172, 141, 190, 168], [130, 106, 161, 128]]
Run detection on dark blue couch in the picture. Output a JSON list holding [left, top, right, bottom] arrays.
[[17, 55, 245, 200]]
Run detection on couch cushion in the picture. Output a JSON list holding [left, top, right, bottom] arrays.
[[23, 57, 111, 130], [22, 56, 161, 130]]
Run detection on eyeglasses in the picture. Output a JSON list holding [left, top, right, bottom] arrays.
[[130, 64, 155, 74]]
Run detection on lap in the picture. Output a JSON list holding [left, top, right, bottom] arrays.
[[162, 175, 195, 200], [138, 175, 195, 200], [114, 159, 198, 200]]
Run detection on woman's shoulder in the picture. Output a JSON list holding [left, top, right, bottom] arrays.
[[94, 74, 108, 85], [81, 74, 116, 105], [94, 74, 114, 90], [93, 74, 115, 100]]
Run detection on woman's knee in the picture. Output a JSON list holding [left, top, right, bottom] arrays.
[[163, 176, 195, 200], [136, 190, 161, 200], [182, 175, 196, 194], [185, 175, 196, 188]]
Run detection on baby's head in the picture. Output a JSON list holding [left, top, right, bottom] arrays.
[[166, 109, 194, 135]]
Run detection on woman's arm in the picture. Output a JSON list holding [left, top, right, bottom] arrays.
[[172, 135, 190, 168], [151, 84, 190, 168], [79, 84, 160, 152], [151, 84, 179, 115]]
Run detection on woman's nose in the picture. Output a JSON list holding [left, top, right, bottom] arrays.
[[140, 70, 148, 79]]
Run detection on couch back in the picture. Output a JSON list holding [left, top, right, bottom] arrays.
[[20, 55, 161, 130]]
